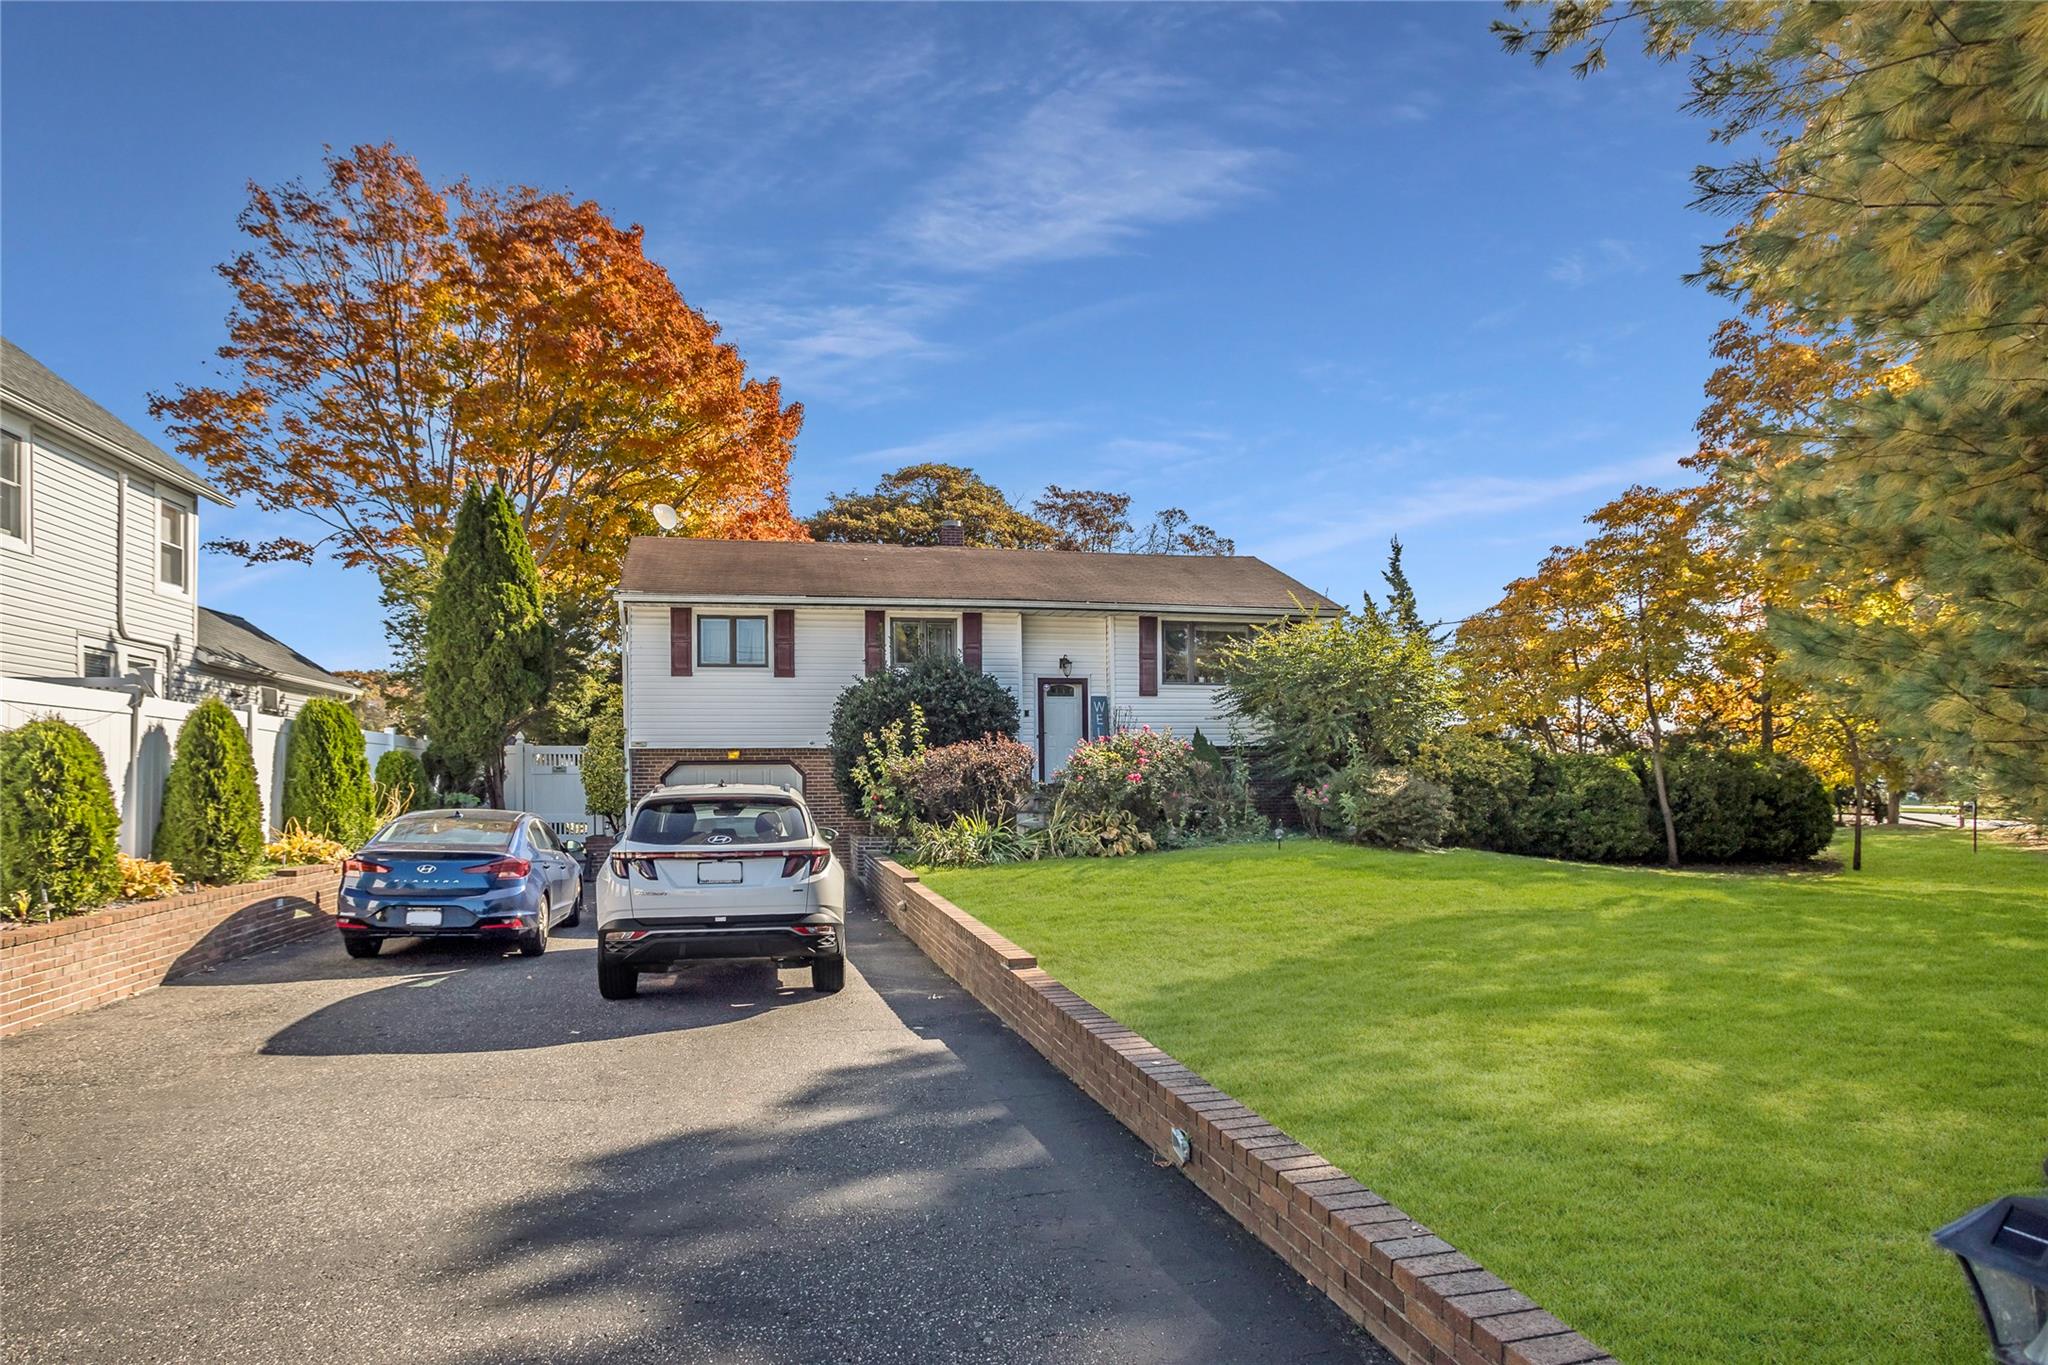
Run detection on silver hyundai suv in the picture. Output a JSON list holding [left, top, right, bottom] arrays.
[[595, 784, 847, 999]]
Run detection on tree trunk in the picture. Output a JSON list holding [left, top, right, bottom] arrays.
[[1885, 790, 1901, 826], [1759, 690, 1774, 754], [1644, 680, 1680, 869]]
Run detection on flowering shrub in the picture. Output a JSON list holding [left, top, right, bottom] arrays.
[[1294, 779, 1337, 835], [908, 735, 1035, 824], [1056, 728, 1201, 832], [117, 855, 181, 901]]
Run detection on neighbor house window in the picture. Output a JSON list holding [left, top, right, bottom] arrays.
[[81, 645, 116, 678], [697, 614, 768, 667], [159, 499, 189, 589], [890, 617, 956, 666], [1161, 621, 1250, 685], [0, 430, 24, 542]]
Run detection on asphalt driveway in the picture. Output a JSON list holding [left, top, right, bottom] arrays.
[[1, 893, 1384, 1364]]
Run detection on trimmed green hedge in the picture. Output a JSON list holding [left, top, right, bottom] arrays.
[[1525, 752, 1657, 863], [155, 698, 264, 884], [0, 718, 121, 914]]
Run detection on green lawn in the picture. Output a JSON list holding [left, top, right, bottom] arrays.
[[923, 830, 2048, 1365]]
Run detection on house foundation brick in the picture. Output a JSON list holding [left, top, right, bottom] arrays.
[[866, 857, 1613, 1365], [0, 868, 341, 1038]]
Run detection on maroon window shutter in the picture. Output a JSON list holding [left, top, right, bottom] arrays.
[[1137, 615, 1158, 696], [773, 609, 795, 678], [864, 610, 885, 675], [961, 612, 983, 672], [670, 607, 693, 676]]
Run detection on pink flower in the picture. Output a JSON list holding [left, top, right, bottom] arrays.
[[1127, 772, 1142, 783]]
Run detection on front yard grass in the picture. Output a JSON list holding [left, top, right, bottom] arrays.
[[923, 829, 2048, 1365]]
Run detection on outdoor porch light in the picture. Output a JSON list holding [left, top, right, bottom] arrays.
[[1933, 1194, 2048, 1364], [1058, 654, 1073, 676]]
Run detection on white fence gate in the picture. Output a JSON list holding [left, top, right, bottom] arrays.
[[0, 676, 425, 856], [500, 741, 594, 837]]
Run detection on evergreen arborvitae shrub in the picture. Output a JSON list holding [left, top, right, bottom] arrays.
[[154, 698, 264, 884], [374, 748, 430, 815], [828, 658, 1020, 802], [0, 718, 121, 914], [282, 697, 374, 844], [1414, 731, 1538, 851], [1524, 753, 1655, 863]]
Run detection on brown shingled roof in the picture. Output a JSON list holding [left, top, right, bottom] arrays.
[[619, 539, 1339, 613]]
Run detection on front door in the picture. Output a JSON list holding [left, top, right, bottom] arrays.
[[1038, 678, 1088, 779]]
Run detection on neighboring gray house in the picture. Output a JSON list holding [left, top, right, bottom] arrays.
[[0, 337, 352, 714]]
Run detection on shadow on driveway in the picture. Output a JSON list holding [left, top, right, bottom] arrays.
[[257, 924, 830, 1056]]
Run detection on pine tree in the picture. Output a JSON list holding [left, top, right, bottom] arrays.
[[424, 486, 552, 805], [155, 698, 264, 884]]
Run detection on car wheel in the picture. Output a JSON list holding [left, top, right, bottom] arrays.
[[562, 883, 582, 928], [811, 954, 846, 994], [597, 953, 638, 1000], [343, 937, 380, 959], [520, 898, 550, 957]]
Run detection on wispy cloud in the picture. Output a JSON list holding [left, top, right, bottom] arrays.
[[706, 283, 965, 401], [1253, 449, 1685, 561], [1547, 237, 1642, 287], [838, 415, 1078, 470], [480, 36, 583, 88], [896, 76, 1269, 272]]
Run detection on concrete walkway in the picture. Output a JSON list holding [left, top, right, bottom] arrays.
[[1, 895, 1384, 1364]]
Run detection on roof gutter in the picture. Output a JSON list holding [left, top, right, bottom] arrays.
[[611, 590, 1335, 616], [1, 390, 233, 507]]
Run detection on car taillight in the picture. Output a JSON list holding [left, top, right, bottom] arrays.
[[343, 858, 389, 875], [467, 857, 530, 882], [781, 849, 831, 878]]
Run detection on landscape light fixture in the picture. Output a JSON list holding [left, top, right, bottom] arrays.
[[651, 503, 681, 532], [1933, 1194, 2048, 1365]]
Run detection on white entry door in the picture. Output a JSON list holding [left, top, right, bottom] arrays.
[[1038, 679, 1087, 779]]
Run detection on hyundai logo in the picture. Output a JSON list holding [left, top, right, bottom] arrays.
[[708, 834, 733, 844], [416, 864, 435, 874]]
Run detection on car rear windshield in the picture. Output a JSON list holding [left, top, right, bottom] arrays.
[[629, 798, 808, 846], [373, 814, 519, 851]]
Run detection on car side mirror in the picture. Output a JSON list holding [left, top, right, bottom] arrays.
[[561, 838, 585, 855], [819, 826, 839, 844]]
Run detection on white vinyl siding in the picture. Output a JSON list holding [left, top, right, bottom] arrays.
[[624, 601, 1282, 754], [1110, 613, 1260, 741], [0, 404, 200, 687]]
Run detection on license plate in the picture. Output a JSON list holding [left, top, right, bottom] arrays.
[[404, 909, 443, 927], [696, 861, 744, 885]]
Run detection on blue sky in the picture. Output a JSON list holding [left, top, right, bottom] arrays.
[[1, 2, 1728, 671]]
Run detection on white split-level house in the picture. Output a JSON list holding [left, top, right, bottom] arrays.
[[615, 529, 1338, 846], [0, 337, 355, 714]]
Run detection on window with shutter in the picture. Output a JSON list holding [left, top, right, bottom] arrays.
[[1137, 615, 1159, 696], [773, 609, 795, 677], [669, 607, 693, 676]]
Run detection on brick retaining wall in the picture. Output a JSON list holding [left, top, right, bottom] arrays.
[[0, 867, 342, 1038], [869, 858, 1614, 1365]]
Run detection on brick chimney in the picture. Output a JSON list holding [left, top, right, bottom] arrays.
[[937, 519, 966, 547]]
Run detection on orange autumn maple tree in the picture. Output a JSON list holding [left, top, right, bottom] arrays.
[[152, 143, 806, 658]]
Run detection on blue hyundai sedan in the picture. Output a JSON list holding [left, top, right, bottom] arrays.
[[335, 809, 584, 959]]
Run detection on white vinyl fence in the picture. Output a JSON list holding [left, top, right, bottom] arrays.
[[0, 676, 425, 856], [500, 741, 595, 838]]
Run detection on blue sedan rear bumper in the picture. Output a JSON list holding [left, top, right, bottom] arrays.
[[336, 884, 541, 939]]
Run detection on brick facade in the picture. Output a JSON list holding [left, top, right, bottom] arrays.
[[868, 858, 1614, 1365], [0, 867, 341, 1038], [628, 746, 870, 858]]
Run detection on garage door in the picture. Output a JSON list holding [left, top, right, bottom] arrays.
[[659, 761, 805, 792]]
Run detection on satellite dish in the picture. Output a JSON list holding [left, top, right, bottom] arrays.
[[652, 503, 681, 532]]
